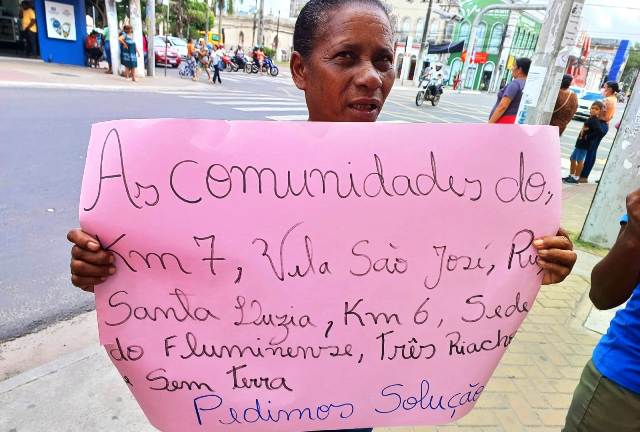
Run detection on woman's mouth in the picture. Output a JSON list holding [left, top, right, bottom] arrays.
[[349, 103, 379, 112]]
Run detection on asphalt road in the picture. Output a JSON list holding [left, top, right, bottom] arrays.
[[0, 71, 617, 341]]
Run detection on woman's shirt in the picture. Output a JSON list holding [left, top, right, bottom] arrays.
[[550, 89, 579, 135], [490, 78, 526, 119], [593, 214, 640, 394], [603, 95, 617, 124]]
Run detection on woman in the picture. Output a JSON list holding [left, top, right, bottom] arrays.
[[193, 39, 212, 82], [579, 80, 619, 183], [212, 44, 224, 84], [118, 25, 139, 81], [67, 1, 577, 430], [550, 74, 579, 136], [488, 57, 531, 124]]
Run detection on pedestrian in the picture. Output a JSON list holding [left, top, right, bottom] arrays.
[[187, 38, 195, 59], [66, 2, 578, 431], [118, 25, 139, 81], [193, 39, 212, 82], [85, 30, 102, 68], [103, 26, 112, 74], [452, 73, 461, 91], [579, 80, 620, 183], [563, 188, 640, 431], [142, 31, 148, 69], [488, 57, 530, 124], [20, 1, 38, 58], [212, 44, 224, 84], [562, 101, 606, 184], [550, 74, 579, 136]]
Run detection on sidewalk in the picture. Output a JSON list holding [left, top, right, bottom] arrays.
[[0, 182, 611, 431], [0, 56, 293, 92]]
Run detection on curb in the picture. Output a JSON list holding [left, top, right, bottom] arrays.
[[0, 346, 101, 394], [0, 80, 210, 93]]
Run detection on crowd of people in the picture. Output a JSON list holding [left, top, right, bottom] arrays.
[[83, 25, 148, 81], [486, 57, 621, 185]]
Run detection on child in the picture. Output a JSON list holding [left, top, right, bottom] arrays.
[[563, 101, 606, 184], [563, 188, 640, 430]]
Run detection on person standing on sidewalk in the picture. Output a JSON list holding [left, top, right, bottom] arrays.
[[563, 188, 640, 431], [579, 81, 619, 183], [562, 101, 605, 184], [550, 74, 579, 136], [488, 57, 530, 124], [20, 1, 38, 58], [118, 25, 139, 81]]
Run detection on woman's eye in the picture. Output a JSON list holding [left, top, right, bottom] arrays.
[[336, 51, 355, 60], [375, 57, 393, 71]]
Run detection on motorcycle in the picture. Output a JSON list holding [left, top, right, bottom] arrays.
[[415, 77, 443, 107], [222, 55, 239, 72], [245, 57, 279, 76]]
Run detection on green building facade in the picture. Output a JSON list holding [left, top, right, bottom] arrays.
[[447, 0, 542, 91]]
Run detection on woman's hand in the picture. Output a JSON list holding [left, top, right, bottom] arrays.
[[533, 228, 577, 285], [67, 228, 116, 293]]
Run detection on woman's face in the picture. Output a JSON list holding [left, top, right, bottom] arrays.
[[291, 5, 395, 122]]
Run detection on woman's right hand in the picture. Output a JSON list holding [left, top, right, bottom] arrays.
[[67, 229, 116, 293]]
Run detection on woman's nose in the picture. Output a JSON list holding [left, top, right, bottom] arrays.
[[354, 62, 383, 90]]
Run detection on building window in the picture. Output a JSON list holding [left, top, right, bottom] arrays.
[[488, 23, 504, 55], [445, 21, 455, 40], [415, 18, 424, 41], [401, 17, 412, 40], [475, 22, 487, 49], [458, 21, 470, 43], [239, 31, 244, 46]]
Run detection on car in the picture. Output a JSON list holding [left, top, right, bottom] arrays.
[[153, 39, 181, 67], [154, 35, 189, 60], [570, 86, 604, 120], [168, 36, 189, 59]]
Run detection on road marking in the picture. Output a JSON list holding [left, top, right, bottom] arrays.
[[235, 107, 309, 112], [206, 101, 306, 106]]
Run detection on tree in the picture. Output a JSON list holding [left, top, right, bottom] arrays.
[[621, 43, 640, 92]]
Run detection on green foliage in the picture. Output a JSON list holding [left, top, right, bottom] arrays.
[[621, 43, 640, 92], [226, 0, 234, 15], [263, 47, 275, 58]]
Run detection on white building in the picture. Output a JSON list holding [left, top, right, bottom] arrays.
[[386, 0, 461, 84]]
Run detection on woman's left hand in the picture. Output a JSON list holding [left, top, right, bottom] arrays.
[[533, 228, 577, 285]]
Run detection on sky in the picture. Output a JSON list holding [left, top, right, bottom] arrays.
[[582, 0, 640, 42], [237, 0, 640, 42]]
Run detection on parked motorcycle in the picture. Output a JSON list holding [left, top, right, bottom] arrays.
[[222, 55, 239, 72], [415, 77, 443, 106]]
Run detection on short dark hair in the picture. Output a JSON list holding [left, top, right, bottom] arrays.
[[591, 101, 605, 110], [561, 74, 573, 90], [515, 57, 531, 75], [294, 0, 391, 58], [605, 81, 620, 93]]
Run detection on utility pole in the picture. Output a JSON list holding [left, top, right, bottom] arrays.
[[256, 0, 264, 46], [217, 0, 222, 43], [518, 0, 585, 125], [147, 0, 155, 76], [205, 0, 209, 37], [105, 0, 120, 76], [275, 10, 280, 57], [415, 0, 434, 83], [581, 70, 640, 247]]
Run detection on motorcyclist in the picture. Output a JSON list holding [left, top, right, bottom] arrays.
[[426, 62, 445, 97]]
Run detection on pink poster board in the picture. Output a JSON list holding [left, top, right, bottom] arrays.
[[79, 120, 561, 431]]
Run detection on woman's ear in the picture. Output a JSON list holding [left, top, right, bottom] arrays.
[[290, 51, 307, 91]]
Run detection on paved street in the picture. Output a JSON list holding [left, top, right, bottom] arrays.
[[0, 66, 618, 341]]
